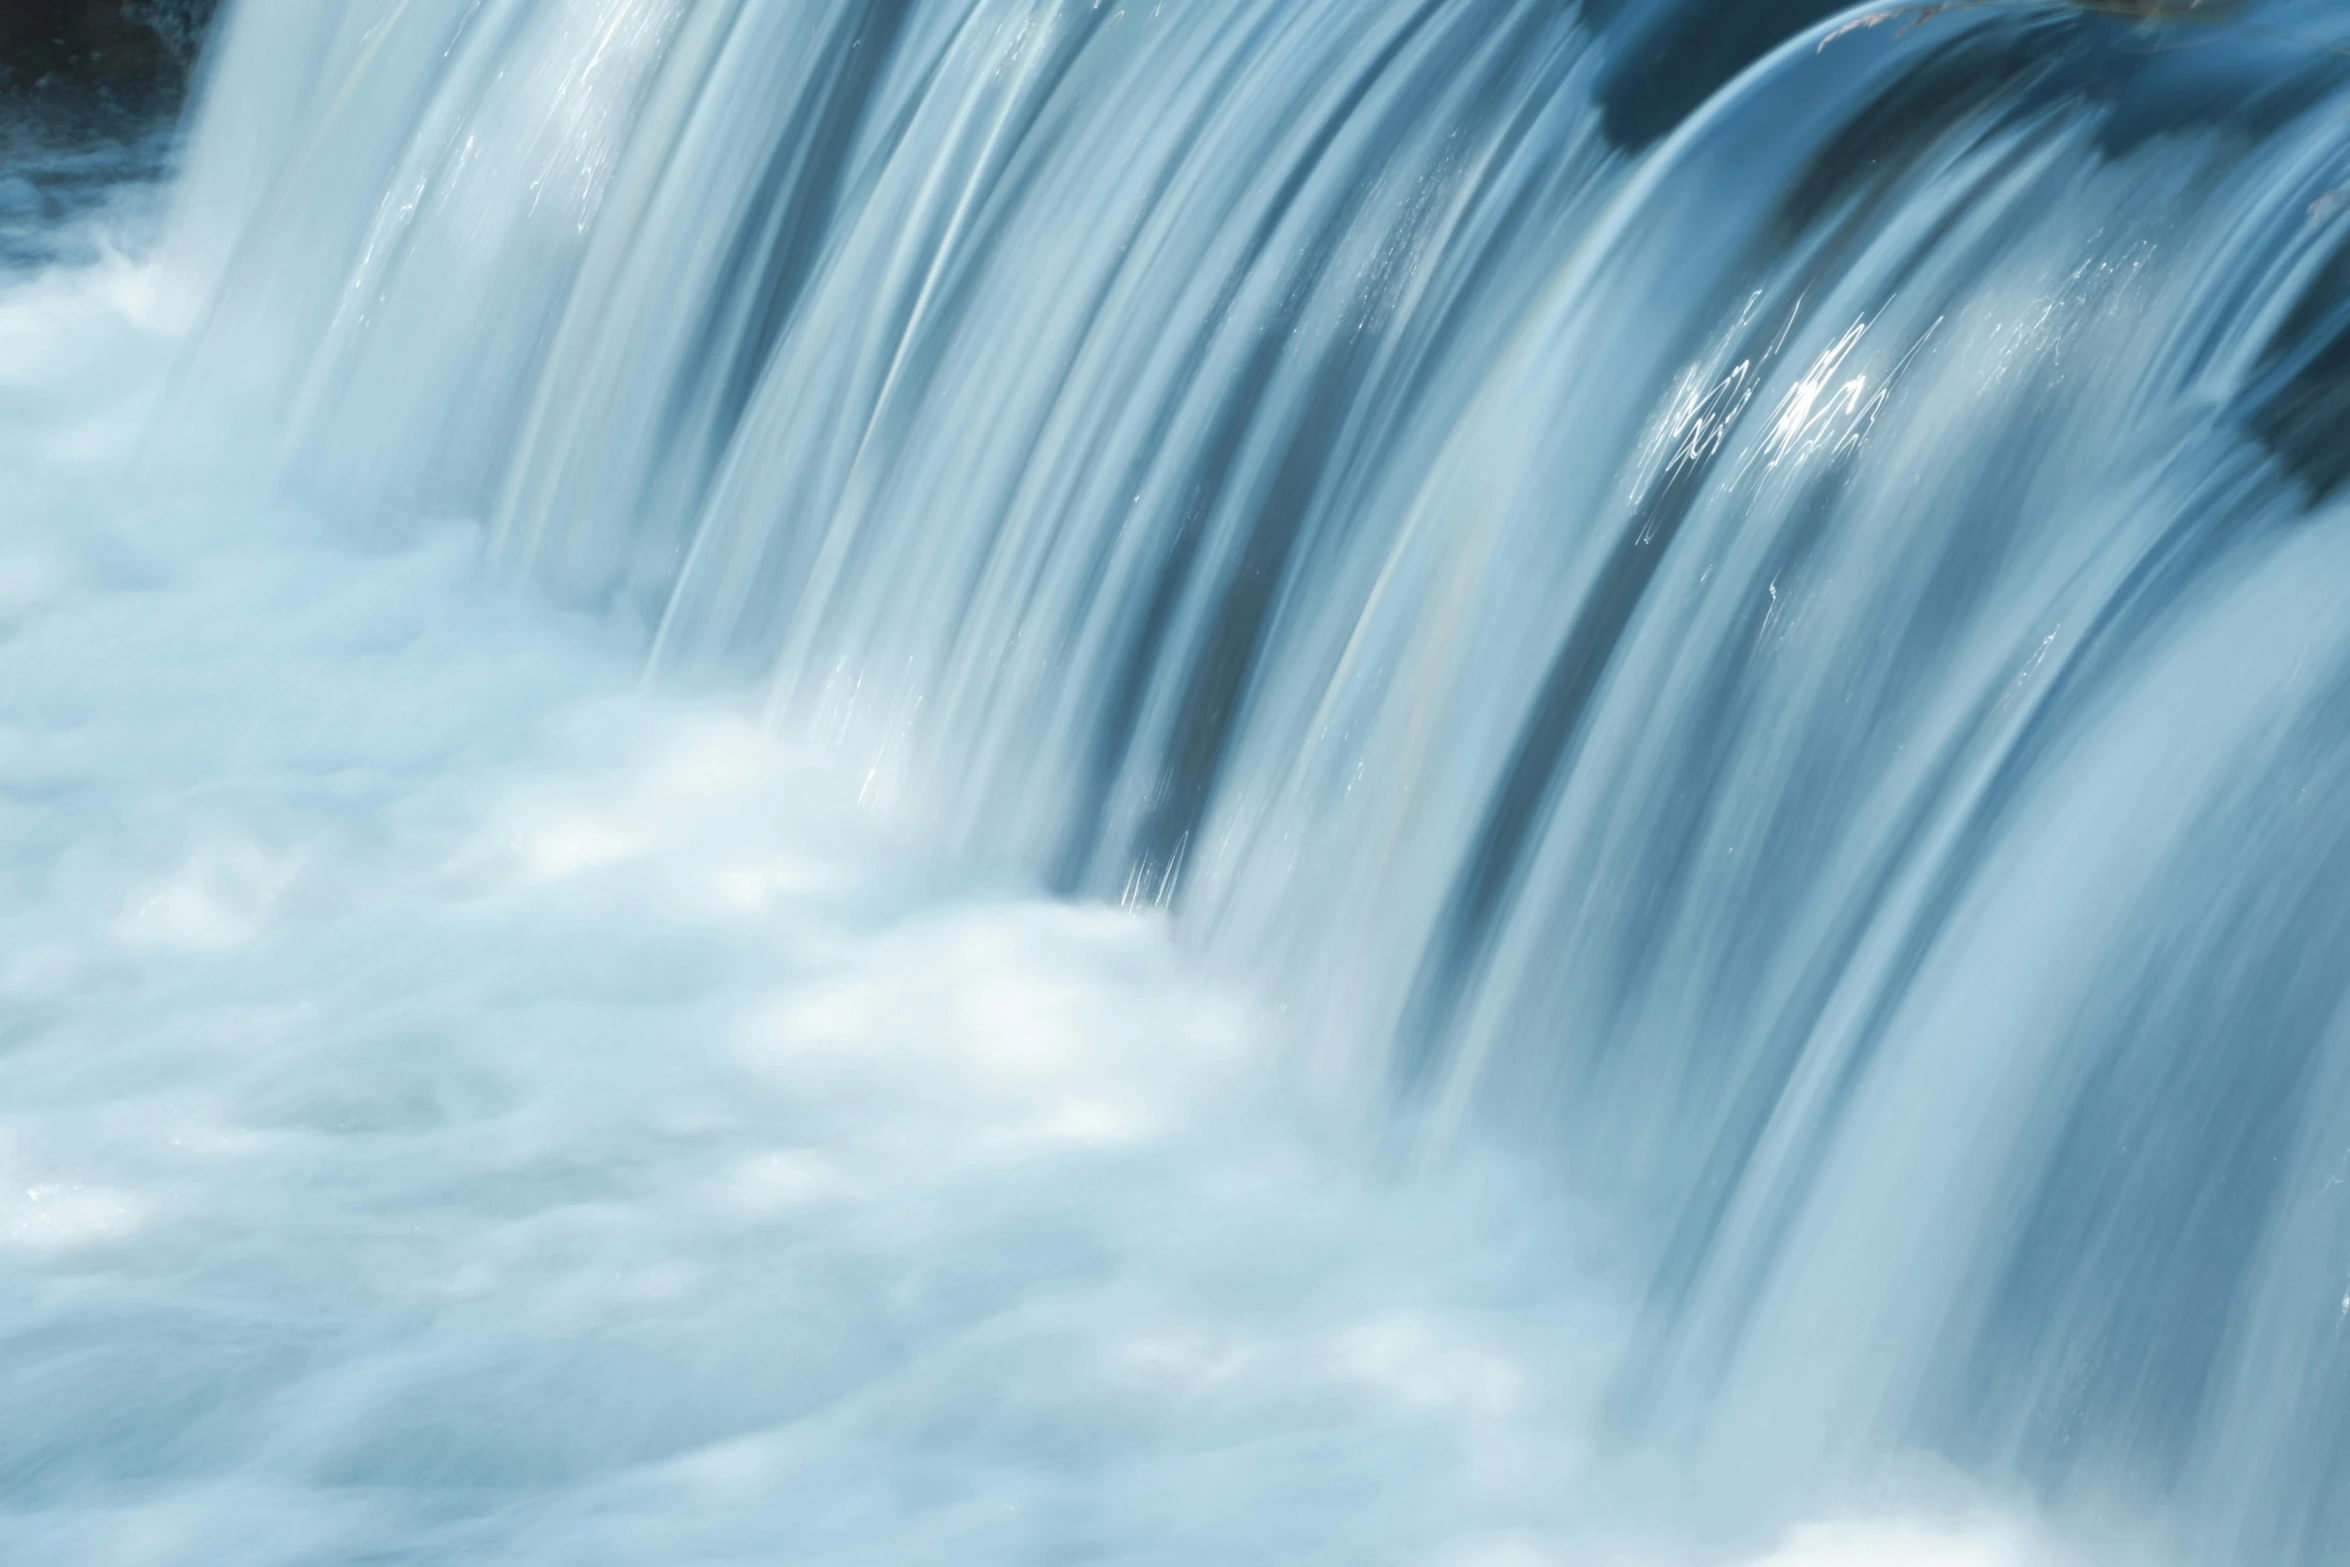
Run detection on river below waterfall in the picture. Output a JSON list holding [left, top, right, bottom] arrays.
[[9, 2, 2350, 1562], [0, 168, 2082, 1567]]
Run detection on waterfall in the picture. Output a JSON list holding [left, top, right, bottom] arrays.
[[59, 0, 2350, 1557]]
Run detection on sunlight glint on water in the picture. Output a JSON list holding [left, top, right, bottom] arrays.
[[0, 194, 2081, 1567], [14, 0, 2350, 1561]]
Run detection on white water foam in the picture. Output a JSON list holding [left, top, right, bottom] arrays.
[[0, 190, 2125, 1567]]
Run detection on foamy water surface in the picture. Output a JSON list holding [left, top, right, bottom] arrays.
[[0, 184, 2107, 1567]]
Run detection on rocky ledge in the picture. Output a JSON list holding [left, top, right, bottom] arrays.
[[1, 1, 221, 143]]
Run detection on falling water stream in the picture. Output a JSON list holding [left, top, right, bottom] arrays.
[[5, 0, 2350, 1561]]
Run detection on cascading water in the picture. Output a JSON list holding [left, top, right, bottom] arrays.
[[6, 0, 2350, 1561]]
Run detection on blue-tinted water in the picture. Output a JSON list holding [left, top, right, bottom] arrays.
[[8, 1, 2350, 1562]]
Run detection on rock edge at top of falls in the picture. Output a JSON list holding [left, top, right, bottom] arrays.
[[0, 1, 220, 148]]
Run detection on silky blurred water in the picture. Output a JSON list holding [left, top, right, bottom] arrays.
[[11, 0, 2350, 1561], [0, 185, 2109, 1567]]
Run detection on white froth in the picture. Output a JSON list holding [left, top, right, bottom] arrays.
[[0, 204, 2104, 1566]]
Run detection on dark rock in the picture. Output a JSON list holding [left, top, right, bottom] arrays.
[[0, 0, 220, 147], [122, 1, 220, 68]]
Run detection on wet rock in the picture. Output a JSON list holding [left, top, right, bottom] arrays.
[[0, 0, 220, 145]]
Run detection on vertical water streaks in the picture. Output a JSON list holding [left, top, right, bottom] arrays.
[[154, 0, 2350, 1555]]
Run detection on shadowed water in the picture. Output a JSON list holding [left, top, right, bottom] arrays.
[[8, 0, 2350, 1561]]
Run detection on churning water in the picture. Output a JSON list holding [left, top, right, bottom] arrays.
[[6, 0, 2350, 1561]]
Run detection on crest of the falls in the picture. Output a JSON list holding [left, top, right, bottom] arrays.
[[124, 0, 2350, 1559]]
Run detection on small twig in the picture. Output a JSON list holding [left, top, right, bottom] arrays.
[[1819, 3, 1981, 53]]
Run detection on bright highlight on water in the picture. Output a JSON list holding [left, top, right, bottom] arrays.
[[4, 1, 2349, 1561]]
